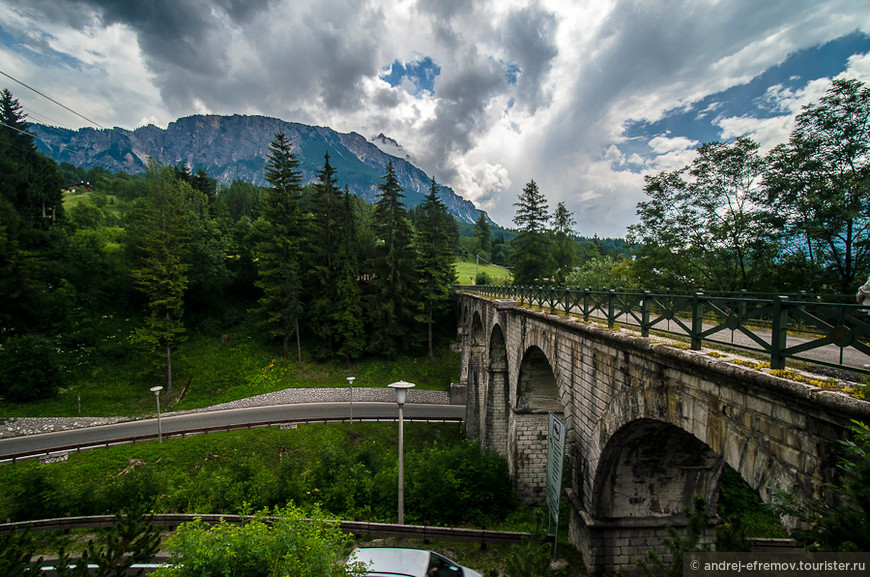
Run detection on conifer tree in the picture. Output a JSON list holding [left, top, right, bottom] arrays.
[[309, 151, 348, 355], [551, 201, 577, 285], [367, 160, 418, 356], [190, 168, 217, 204], [415, 176, 458, 359], [254, 132, 305, 359], [510, 179, 554, 284], [332, 186, 366, 363], [0, 88, 63, 227], [130, 161, 193, 394], [474, 212, 491, 258]]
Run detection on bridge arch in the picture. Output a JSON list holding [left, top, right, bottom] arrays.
[[592, 418, 723, 520], [591, 371, 807, 510], [484, 324, 509, 456], [466, 312, 486, 439], [509, 345, 567, 502], [516, 346, 561, 412]]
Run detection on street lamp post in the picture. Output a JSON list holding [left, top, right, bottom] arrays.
[[347, 376, 356, 425], [150, 386, 164, 442], [388, 380, 415, 525]]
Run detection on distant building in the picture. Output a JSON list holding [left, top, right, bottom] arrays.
[[62, 181, 93, 194]]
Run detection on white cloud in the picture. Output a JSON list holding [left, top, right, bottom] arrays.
[[648, 135, 698, 155]]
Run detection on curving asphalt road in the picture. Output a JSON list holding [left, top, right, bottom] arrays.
[[0, 401, 465, 461]]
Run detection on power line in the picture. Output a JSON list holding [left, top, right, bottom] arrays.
[[0, 68, 104, 129], [23, 106, 69, 128], [0, 119, 93, 163]]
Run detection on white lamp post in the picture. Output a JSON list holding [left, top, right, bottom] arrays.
[[347, 376, 356, 425], [150, 386, 164, 442], [388, 380, 415, 525]]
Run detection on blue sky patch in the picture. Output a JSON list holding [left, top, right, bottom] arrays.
[[0, 24, 82, 71], [380, 56, 441, 96], [617, 32, 870, 172], [504, 62, 520, 85]]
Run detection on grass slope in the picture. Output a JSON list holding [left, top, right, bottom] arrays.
[[455, 260, 512, 285], [0, 320, 460, 418]]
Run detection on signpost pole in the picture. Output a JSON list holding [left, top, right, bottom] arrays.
[[546, 412, 567, 562]]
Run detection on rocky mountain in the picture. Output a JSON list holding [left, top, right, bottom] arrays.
[[31, 114, 485, 223]]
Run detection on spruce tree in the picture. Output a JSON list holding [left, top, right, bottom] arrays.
[[309, 151, 345, 355], [332, 186, 366, 363], [0, 88, 63, 227], [551, 201, 577, 285], [474, 212, 492, 257], [415, 176, 458, 359], [510, 179, 554, 284], [367, 160, 418, 356], [129, 161, 193, 394], [254, 132, 305, 359]]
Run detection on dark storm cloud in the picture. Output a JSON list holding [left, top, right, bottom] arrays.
[[500, 4, 558, 113], [8, 0, 270, 75], [62, 0, 382, 120], [428, 57, 506, 152]]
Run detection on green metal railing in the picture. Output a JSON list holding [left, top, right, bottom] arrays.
[[462, 285, 870, 372]]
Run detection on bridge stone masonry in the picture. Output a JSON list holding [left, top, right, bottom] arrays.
[[456, 292, 870, 575]]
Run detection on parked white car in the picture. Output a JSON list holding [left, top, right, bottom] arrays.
[[346, 547, 483, 577]]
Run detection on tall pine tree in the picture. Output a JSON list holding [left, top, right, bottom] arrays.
[[129, 161, 194, 394], [367, 160, 418, 356], [309, 151, 348, 356], [331, 186, 366, 364], [510, 179, 554, 284], [0, 88, 63, 228], [474, 211, 492, 258], [415, 176, 458, 359], [254, 132, 305, 359], [551, 201, 577, 285]]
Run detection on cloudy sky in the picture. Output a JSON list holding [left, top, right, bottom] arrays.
[[1, 0, 869, 237]]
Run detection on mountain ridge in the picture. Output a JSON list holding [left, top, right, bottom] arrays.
[[31, 114, 485, 224]]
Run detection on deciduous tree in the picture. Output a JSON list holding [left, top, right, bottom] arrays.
[[628, 137, 776, 290], [764, 78, 870, 292]]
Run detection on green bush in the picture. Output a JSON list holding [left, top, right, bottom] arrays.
[[0, 334, 64, 401], [402, 439, 515, 525], [154, 505, 354, 577]]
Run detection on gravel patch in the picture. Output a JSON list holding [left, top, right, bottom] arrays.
[[0, 387, 451, 439]]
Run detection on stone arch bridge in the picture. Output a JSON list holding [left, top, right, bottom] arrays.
[[456, 292, 870, 575]]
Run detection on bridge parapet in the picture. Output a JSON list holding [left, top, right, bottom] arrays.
[[465, 285, 870, 373], [457, 291, 870, 575]]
